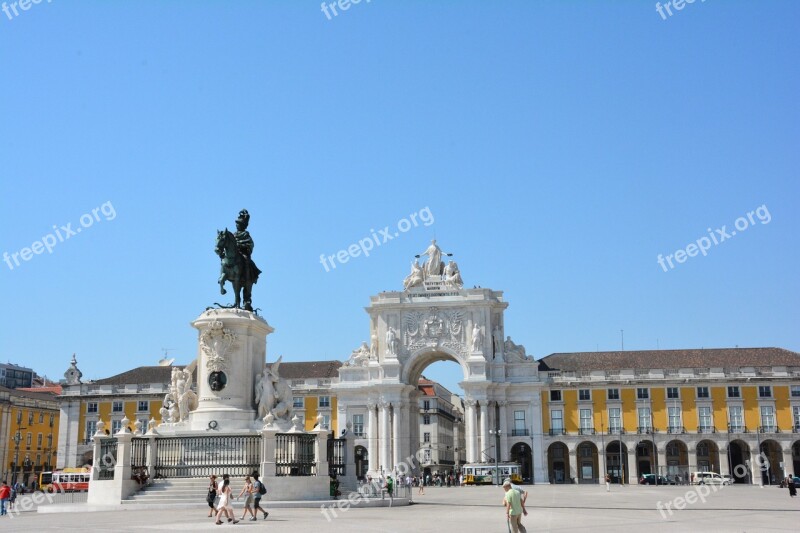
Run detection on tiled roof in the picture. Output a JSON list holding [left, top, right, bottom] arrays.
[[267, 360, 342, 379], [0, 384, 61, 404], [93, 365, 192, 386], [539, 347, 800, 372], [16, 385, 62, 395]]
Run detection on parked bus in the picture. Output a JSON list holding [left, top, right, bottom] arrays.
[[39, 467, 91, 493], [463, 463, 523, 485]]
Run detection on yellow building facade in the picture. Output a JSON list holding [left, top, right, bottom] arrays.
[[0, 386, 60, 488], [539, 348, 800, 485]]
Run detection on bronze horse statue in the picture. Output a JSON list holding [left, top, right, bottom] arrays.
[[215, 229, 261, 311]]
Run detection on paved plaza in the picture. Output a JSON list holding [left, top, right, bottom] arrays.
[[5, 484, 800, 532]]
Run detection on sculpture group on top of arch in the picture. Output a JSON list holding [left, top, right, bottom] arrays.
[[403, 239, 463, 291]]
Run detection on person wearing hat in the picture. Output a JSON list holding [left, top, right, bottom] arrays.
[[502, 479, 527, 533]]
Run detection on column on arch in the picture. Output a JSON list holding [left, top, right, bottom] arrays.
[[379, 400, 391, 474], [367, 402, 378, 474], [568, 448, 578, 483], [392, 402, 402, 471], [465, 399, 477, 463], [480, 400, 490, 462], [498, 401, 509, 463], [626, 444, 637, 484]]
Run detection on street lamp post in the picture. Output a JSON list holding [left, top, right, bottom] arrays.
[[489, 429, 502, 485], [11, 431, 22, 486]]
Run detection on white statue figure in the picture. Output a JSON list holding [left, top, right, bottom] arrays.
[[175, 368, 197, 422], [370, 333, 378, 359], [403, 259, 424, 290], [386, 327, 399, 357], [471, 323, 483, 352], [159, 393, 174, 424], [259, 356, 293, 422], [492, 325, 503, 357], [168, 401, 179, 424], [147, 418, 157, 433], [133, 419, 143, 435], [504, 336, 532, 362], [443, 260, 463, 289], [347, 342, 370, 367], [254, 370, 270, 419], [419, 239, 444, 277]]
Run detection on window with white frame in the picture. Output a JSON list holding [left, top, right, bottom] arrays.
[[85, 421, 97, 442], [608, 408, 621, 432], [87, 402, 98, 414], [352, 414, 364, 436], [728, 406, 743, 430], [638, 407, 651, 430], [423, 432, 431, 443], [758, 386, 772, 398], [760, 405, 775, 430], [668, 406, 682, 430], [26, 433, 32, 446], [138, 419, 148, 433], [667, 387, 679, 399], [637, 388, 649, 400], [698, 407, 712, 430], [696, 387, 709, 399], [47, 434, 53, 448], [423, 400, 430, 410], [321, 414, 331, 430], [550, 390, 562, 402], [423, 414, 431, 425], [293, 397, 304, 408], [514, 410, 526, 431], [579, 409, 592, 430], [112, 401, 123, 413], [37, 434, 42, 448], [579, 389, 591, 401], [790, 385, 800, 398], [137, 401, 149, 412], [550, 410, 563, 430], [319, 396, 331, 408], [607, 388, 620, 400], [423, 449, 431, 463], [39, 412, 44, 424], [728, 386, 740, 398], [792, 406, 800, 430], [112, 420, 123, 433]]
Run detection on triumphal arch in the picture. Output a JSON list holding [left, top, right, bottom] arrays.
[[334, 241, 548, 482]]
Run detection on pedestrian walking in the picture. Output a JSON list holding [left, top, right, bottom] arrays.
[[214, 477, 239, 525], [502, 479, 527, 533], [238, 475, 257, 521], [252, 472, 269, 520], [206, 475, 218, 517], [787, 475, 797, 497], [418, 476, 425, 495], [605, 473, 611, 492], [0, 481, 10, 516], [385, 475, 394, 501]]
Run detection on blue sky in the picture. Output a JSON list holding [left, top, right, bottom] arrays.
[[1, 1, 798, 395]]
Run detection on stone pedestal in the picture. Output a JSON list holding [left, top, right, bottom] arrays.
[[187, 308, 274, 432]]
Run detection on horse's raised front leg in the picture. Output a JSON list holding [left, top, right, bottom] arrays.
[[219, 267, 227, 295]]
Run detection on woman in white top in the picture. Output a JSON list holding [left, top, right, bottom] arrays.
[[215, 478, 239, 525]]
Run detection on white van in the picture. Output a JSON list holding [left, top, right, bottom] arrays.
[[690, 472, 730, 485]]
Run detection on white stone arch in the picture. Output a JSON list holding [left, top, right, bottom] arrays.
[[402, 345, 472, 386]]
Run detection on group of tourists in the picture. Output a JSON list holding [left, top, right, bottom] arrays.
[[206, 472, 269, 525]]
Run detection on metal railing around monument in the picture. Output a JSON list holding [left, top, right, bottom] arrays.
[[98, 438, 118, 480], [275, 433, 316, 476], [154, 435, 261, 478], [131, 437, 148, 470], [327, 436, 346, 477]]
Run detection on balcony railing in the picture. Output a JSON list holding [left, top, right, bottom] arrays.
[[667, 426, 686, 434], [758, 425, 779, 433], [793, 425, 800, 434], [548, 428, 566, 436], [728, 424, 747, 433], [579, 428, 596, 435], [511, 429, 529, 437], [697, 426, 716, 434], [637, 427, 653, 434], [608, 427, 625, 435]]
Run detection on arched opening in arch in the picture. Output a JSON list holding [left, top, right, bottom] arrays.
[[665, 440, 689, 483], [635, 440, 656, 480], [605, 441, 628, 484], [792, 441, 800, 477], [729, 439, 751, 484], [510, 442, 532, 483], [696, 439, 720, 474], [576, 441, 599, 484], [760, 440, 782, 485], [355, 445, 368, 480], [412, 358, 468, 485], [547, 442, 569, 484]]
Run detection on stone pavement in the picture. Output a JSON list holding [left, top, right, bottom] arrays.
[[5, 483, 800, 532]]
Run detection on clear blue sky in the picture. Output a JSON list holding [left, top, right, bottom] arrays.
[[2, 1, 798, 396]]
